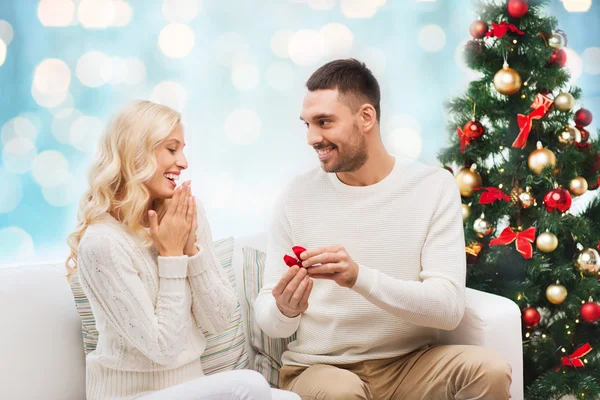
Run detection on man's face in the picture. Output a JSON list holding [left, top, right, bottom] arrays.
[[300, 89, 368, 173]]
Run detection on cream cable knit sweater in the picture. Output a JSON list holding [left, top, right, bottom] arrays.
[[77, 201, 236, 400], [255, 157, 467, 367]]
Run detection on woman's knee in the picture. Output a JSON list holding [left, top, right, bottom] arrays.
[[228, 370, 272, 399]]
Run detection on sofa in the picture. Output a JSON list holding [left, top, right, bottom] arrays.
[[0, 233, 524, 399]]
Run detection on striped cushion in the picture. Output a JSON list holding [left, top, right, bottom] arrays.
[[200, 237, 249, 374], [242, 246, 296, 388], [70, 273, 98, 355], [68, 236, 248, 374]]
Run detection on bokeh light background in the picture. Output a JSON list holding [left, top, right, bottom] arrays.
[[0, 0, 599, 266]]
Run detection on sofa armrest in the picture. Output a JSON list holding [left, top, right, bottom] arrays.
[[436, 288, 524, 400]]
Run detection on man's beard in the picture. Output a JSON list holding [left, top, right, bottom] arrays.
[[318, 124, 368, 173]]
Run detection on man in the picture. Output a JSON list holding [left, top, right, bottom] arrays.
[[254, 59, 512, 400]]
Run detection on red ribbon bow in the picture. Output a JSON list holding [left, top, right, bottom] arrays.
[[478, 187, 511, 204], [283, 246, 307, 267], [512, 94, 554, 149], [456, 126, 472, 153], [561, 343, 592, 368], [490, 227, 536, 259], [485, 22, 525, 38]]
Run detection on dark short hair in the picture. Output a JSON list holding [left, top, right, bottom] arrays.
[[306, 59, 381, 122]]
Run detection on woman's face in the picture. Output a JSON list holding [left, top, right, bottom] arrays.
[[145, 123, 188, 200]]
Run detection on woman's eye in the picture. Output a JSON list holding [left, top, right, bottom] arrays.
[[168, 148, 176, 154]]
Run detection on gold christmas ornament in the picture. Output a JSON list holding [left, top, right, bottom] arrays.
[[511, 186, 535, 208], [557, 126, 582, 148], [548, 32, 567, 49], [536, 231, 558, 253], [493, 64, 522, 96], [528, 142, 556, 174], [568, 176, 588, 197], [546, 282, 568, 305], [456, 165, 482, 197], [575, 248, 600, 277], [554, 92, 575, 111], [462, 203, 471, 222], [473, 215, 493, 237]]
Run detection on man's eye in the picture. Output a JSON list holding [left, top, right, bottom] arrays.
[[303, 121, 309, 128], [320, 120, 331, 126]]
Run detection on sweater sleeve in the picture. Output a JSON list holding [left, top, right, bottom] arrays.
[[351, 173, 467, 330], [187, 200, 237, 335], [77, 233, 190, 366], [254, 190, 301, 339]]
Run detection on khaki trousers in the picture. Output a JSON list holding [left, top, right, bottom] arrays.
[[280, 345, 512, 400]]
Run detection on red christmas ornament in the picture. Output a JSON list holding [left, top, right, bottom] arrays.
[[549, 49, 567, 67], [464, 120, 485, 139], [508, 0, 529, 18], [576, 141, 591, 152], [283, 246, 307, 267], [577, 126, 590, 142], [470, 20, 489, 39], [522, 306, 541, 328], [575, 108, 593, 127], [580, 302, 600, 323], [456, 120, 485, 153], [543, 188, 572, 213]]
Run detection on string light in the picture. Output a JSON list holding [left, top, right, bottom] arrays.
[[542, 334, 547, 338], [525, 332, 531, 338]]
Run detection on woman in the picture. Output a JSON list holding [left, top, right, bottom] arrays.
[[66, 100, 299, 400]]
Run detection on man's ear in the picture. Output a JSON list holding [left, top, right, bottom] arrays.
[[359, 104, 377, 132]]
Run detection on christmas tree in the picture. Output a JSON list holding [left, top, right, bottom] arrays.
[[438, 0, 600, 398]]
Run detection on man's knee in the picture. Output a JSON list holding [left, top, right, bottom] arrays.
[[478, 349, 512, 384], [463, 348, 512, 396], [290, 365, 370, 400]]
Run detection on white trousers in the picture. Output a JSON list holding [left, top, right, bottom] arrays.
[[138, 370, 300, 400]]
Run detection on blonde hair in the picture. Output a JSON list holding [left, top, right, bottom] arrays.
[[66, 100, 181, 280]]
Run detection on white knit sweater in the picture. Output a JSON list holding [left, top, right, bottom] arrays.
[[77, 201, 236, 400], [255, 156, 467, 366]]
